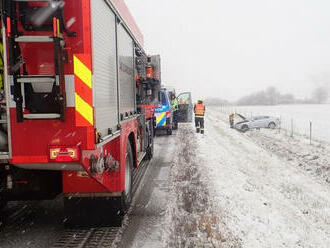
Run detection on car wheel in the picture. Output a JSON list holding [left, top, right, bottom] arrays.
[[241, 125, 249, 132], [268, 122, 276, 129]]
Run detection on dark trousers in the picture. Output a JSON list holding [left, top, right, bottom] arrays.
[[195, 116, 204, 133], [173, 110, 179, 129]]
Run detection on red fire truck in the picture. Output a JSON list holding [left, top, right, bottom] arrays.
[[0, 0, 160, 226]]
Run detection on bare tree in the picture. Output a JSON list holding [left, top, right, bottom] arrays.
[[265, 87, 280, 105], [237, 86, 294, 106], [311, 86, 329, 104], [309, 72, 330, 103]]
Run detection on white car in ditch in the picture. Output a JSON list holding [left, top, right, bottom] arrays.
[[235, 115, 280, 132]]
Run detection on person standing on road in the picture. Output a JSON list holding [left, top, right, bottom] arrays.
[[171, 93, 179, 129], [194, 98, 205, 134], [229, 113, 235, 128]]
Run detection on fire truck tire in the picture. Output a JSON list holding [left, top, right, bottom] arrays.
[[146, 137, 154, 160], [167, 128, 172, 135], [0, 201, 6, 211], [146, 122, 154, 160], [121, 142, 134, 213]]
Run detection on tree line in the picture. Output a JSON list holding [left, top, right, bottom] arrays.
[[236, 86, 329, 106], [205, 86, 329, 106]]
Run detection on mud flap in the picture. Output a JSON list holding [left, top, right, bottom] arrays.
[[0, 167, 62, 201], [64, 196, 124, 228]]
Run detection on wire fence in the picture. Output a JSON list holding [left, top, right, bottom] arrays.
[[216, 104, 330, 144]]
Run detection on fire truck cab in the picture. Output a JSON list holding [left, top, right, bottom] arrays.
[[0, 0, 160, 226]]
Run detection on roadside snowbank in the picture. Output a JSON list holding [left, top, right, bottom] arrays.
[[165, 124, 241, 248], [246, 128, 330, 185]]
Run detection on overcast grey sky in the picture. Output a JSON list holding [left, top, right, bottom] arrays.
[[125, 0, 330, 101]]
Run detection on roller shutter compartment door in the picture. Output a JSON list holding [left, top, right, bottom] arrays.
[[118, 24, 135, 117], [91, 0, 119, 137]]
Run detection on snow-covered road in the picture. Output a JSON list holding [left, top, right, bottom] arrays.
[[195, 108, 330, 247]]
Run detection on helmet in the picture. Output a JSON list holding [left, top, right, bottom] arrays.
[[198, 98, 203, 103]]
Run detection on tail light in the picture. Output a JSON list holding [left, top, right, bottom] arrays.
[[49, 146, 80, 162], [166, 110, 171, 118]]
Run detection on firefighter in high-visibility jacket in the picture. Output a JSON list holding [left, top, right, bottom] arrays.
[[194, 98, 205, 134], [229, 113, 235, 128]]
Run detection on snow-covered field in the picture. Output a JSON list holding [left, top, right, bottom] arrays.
[[219, 104, 330, 142], [196, 107, 330, 247]]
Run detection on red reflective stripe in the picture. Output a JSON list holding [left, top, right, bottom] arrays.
[[74, 54, 93, 127], [74, 76, 93, 106], [6, 17, 11, 37], [53, 17, 57, 37], [75, 110, 93, 127]]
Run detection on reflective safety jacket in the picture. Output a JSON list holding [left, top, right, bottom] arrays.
[[171, 98, 179, 111], [194, 103, 205, 117], [229, 114, 234, 121]]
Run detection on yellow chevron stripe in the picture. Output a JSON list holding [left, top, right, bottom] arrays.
[[73, 55, 92, 89], [75, 93, 94, 125], [156, 112, 166, 125]]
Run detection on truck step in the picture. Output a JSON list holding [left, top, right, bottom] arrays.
[[0, 152, 10, 160], [17, 75, 56, 83], [15, 36, 54, 43], [24, 113, 61, 120]]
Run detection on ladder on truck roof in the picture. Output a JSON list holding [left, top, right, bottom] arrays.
[[4, 0, 67, 122]]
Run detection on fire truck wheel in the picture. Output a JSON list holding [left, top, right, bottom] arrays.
[[146, 137, 154, 160], [0, 201, 7, 211], [121, 142, 134, 212], [146, 122, 154, 160], [167, 128, 172, 135]]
